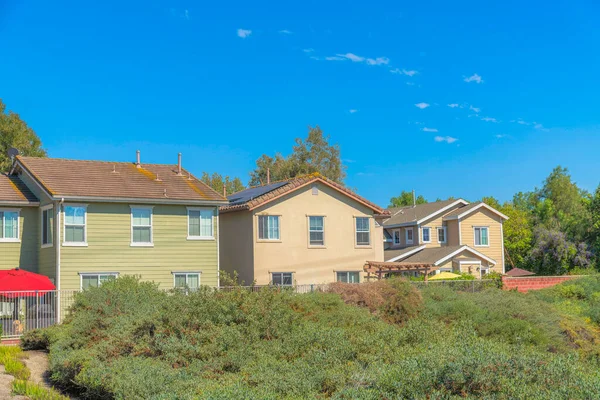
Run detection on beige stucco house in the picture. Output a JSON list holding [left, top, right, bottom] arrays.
[[380, 199, 508, 278], [0, 153, 227, 291], [219, 174, 388, 286]]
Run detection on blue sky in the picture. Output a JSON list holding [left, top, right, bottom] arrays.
[[2, 1, 600, 206]]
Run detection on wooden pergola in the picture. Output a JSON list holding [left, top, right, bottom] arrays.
[[364, 261, 438, 282]]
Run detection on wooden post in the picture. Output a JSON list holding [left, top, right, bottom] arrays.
[[424, 266, 429, 285]]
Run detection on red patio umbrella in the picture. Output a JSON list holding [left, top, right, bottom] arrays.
[[0, 268, 55, 297]]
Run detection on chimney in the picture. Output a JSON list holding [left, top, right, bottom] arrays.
[[223, 186, 227, 197], [177, 153, 182, 176], [412, 189, 416, 208], [267, 168, 271, 185], [136, 150, 141, 168]]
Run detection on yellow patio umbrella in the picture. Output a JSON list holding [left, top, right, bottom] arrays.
[[429, 271, 461, 280]]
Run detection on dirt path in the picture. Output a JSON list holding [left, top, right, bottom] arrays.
[[23, 351, 51, 389], [0, 365, 28, 400]]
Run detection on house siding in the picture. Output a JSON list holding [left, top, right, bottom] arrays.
[[219, 211, 255, 285], [459, 208, 504, 273], [446, 220, 460, 246], [58, 202, 219, 290], [0, 207, 38, 271], [250, 183, 383, 285]]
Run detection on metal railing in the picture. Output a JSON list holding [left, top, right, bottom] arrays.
[[0, 290, 79, 338]]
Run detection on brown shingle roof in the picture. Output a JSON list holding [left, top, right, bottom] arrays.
[[383, 199, 468, 226], [220, 173, 387, 214], [505, 268, 535, 277], [401, 245, 497, 265], [0, 174, 39, 204], [384, 246, 424, 262], [442, 202, 482, 218], [16, 156, 226, 204]]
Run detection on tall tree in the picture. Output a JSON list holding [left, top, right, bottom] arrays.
[[249, 126, 346, 186], [389, 191, 427, 207], [0, 99, 46, 171], [200, 172, 245, 196]]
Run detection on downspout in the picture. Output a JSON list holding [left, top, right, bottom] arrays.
[[216, 207, 220, 288], [55, 198, 64, 322]]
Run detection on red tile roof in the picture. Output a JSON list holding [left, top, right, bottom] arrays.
[[220, 173, 387, 214], [16, 156, 226, 204]]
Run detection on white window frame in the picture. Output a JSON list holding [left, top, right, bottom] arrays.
[[63, 204, 88, 247], [41, 204, 54, 248], [257, 215, 281, 241], [355, 216, 371, 247], [393, 230, 401, 245], [473, 226, 490, 247], [0, 208, 20, 243], [130, 205, 154, 247], [79, 272, 119, 290], [271, 272, 293, 287], [336, 271, 360, 283], [437, 226, 447, 244], [405, 227, 414, 245], [172, 271, 202, 289], [421, 227, 431, 243], [187, 207, 215, 240], [307, 215, 325, 247]]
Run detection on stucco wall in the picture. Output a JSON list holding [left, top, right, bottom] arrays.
[[250, 183, 383, 285]]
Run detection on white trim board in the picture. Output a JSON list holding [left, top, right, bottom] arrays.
[[443, 202, 509, 221], [434, 245, 497, 266]]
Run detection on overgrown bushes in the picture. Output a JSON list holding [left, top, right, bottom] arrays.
[[26, 276, 600, 399]]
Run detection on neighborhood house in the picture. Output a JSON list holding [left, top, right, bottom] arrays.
[[0, 153, 227, 291]]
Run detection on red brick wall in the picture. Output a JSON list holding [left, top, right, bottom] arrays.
[[502, 276, 580, 293]]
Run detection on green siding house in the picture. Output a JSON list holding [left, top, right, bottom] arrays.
[[0, 153, 227, 291]]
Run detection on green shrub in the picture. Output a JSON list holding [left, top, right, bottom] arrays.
[[36, 276, 600, 399], [21, 326, 64, 351], [12, 379, 69, 400]]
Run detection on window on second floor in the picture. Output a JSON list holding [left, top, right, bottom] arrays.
[[0, 210, 19, 242], [131, 207, 153, 246], [188, 208, 214, 239], [474, 227, 489, 246], [42, 207, 54, 247], [437, 226, 447, 243], [393, 230, 400, 245], [422, 227, 431, 243], [308, 216, 324, 246], [272, 272, 293, 286], [405, 227, 414, 244], [355, 217, 370, 246], [258, 215, 280, 240], [64, 205, 86, 245]]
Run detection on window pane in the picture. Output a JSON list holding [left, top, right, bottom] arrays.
[[348, 272, 360, 283], [188, 211, 201, 236], [268, 216, 280, 239], [187, 274, 199, 289], [66, 226, 85, 242], [481, 228, 489, 245], [272, 273, 282, 285], [0, 212, 3, 239], [200, 210, 213, 237], [174, 274, 186, 288], [82, 275, 98, 290], [133, 226, 151, 243], [356, 217, 369, 231], [438, 228, 445, 242], [475, 228, 481, 245], [65, 206, 85, 225], [309, 216, 323, 230], [357, 232, 370, 246], [310, 231, 324, 246], [132, 209, 151, 226], [407, 229, 413, 241], [4, 212, 18, 239], [258, 216, 266, 239], [423, 228, 430, 242], [282, 273, 293, 286], [337, 272, 348, 283], [99, 275, 116, 284]]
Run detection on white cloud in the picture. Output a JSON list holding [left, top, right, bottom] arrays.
[[357, 172, 375, 177], [422, 127, 438, 132], [366, 57, 390, 66], [469, 105, 481, 113], [325, 56, 345, 61], [349, 109, 358, 114], [278, 29, 292, 34], [184, 9, 189, 20], [337, 53, 365, 62], [481, 117, 498, 123], [434, 136, 458, 144], [303, 48, 314, 53], [415, 102, 430, 109], [534, 123, 544, 129], [464, 73, 483, 84], [495, 134, 508, 138], [390, 68, 418, 76], [237, 29, 252, 38], [406, 82, 416, 86], [448, 103, 460, 108]]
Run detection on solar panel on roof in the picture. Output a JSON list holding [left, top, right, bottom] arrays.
[[227, 181, 289, 205]]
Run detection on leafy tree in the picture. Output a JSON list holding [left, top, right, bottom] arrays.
[[249, 126, 346, 186], [201, 172, 245, 196], [527, 227, 592, 275], [389, 191, 427, 208], [0, 99, 46, 172]]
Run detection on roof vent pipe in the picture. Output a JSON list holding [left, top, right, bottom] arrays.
[[267, 168, 271, 185], [136, 150, 141, 168], [412, 189, 416, 208], [223, 186, 227, 197], [177, 153, 182, 176]]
